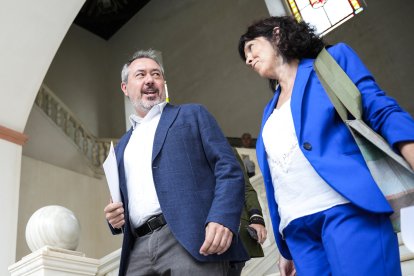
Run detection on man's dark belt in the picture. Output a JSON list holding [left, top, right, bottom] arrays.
[[135, 214, 167, 237]]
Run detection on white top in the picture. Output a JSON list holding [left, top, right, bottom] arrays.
[[262, 99, 348, 235], [124, 102, 167, 228]]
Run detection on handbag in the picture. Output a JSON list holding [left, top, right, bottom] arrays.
[[314, 47, 414, 232]]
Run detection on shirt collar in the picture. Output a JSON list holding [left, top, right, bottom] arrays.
[[129, 101, 167, 129]]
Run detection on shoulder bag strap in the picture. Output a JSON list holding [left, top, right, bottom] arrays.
[[314, 48, 363, 121]]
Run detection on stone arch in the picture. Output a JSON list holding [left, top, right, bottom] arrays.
[[0, 1, 85, 273]]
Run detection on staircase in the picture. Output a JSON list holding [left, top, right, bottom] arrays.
[[34, 84, 116, 174], [241, 172, 279, 276]]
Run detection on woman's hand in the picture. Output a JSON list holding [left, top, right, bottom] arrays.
[[278, 255, 296, 276], [398, 142, 414, 170]]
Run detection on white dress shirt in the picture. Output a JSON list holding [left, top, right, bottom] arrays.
[[262, 99, 349, 235], [124, 102, 167, 228]]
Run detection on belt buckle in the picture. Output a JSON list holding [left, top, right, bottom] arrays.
[[146, 215, 158, 234]]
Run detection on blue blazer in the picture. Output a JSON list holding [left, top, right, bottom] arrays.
[[256, 43, 414, 260], [112, 103, 249, 276]]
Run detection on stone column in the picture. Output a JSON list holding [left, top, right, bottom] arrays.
[[0, 139, 23, 275], [0, 1, 85, 274]]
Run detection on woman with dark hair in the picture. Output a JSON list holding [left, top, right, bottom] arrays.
[[238, 16, 414, 276]]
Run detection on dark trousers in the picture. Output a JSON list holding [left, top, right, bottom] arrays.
[[227, 261, 245, 276]]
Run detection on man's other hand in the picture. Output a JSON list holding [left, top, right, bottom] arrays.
[[104, 201, 125, 229], [249, 223, 267, 244]]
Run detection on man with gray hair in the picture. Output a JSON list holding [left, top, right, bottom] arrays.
[[104, 49, 248, 275]]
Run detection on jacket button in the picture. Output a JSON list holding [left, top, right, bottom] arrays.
[[303, 142, 312, 151]]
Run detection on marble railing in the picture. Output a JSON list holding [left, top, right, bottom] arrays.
[[35, 84, 116, 172]]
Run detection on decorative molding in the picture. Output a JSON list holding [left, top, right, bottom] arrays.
[[0, 124, 28, 145], [8, 246, 99, 276]]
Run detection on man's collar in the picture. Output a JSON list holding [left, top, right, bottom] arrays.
[[129, 101, 167, 129]]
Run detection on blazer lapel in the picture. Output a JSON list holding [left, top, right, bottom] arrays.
[[257, 88, 280, 172], [291, 58, 314, 139], [262, 88, 280, 129], [114, 128, 133, 204], [152, 104, 180, 162], [116, 128, 133, 167]]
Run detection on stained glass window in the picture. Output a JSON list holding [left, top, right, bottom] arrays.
[[286, 0, 364, 36]]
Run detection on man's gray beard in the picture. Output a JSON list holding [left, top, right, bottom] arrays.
[[131, 98, 163, 112]]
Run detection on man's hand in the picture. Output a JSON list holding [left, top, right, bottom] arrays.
[[104, 201, 125, 229], [199, 222, 233, 256], [278, 255, 296, 276], [249, 223, 267, 244]]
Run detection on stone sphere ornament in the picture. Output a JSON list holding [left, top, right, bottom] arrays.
[[25, 205, 81, 252]]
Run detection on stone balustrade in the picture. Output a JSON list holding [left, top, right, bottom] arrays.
[[35, 84, 117, 173]]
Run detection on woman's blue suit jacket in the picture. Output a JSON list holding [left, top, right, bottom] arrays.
[[256, 43, 414, 260], [111, 103, 248, 276]]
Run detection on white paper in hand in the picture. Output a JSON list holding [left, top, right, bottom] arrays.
[[401, 206, 414, 253], [102, 141, 122, 203]]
